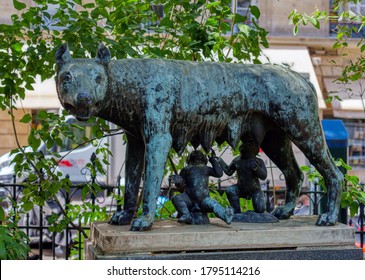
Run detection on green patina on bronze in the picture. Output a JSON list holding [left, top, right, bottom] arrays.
[[55, 44, 343, 231]]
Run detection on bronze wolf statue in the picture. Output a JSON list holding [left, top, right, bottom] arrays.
[[55, 44, 343, 231]]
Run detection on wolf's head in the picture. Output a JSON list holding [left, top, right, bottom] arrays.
[[55, 44, 110, 121]]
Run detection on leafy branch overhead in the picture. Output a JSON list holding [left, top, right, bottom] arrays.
[[289, 1, 365, 113]]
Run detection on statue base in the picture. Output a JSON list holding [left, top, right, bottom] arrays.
[[85, 216, 362, 260], [232, 211, 279, 223]]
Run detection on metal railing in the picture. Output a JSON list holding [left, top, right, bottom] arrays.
[[1, 176, 364, 259], [0, 174, 117, 260]]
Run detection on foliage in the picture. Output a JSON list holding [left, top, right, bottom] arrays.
[[0, 198, 30, 260], [156, 199, 176, 220], [301, 159, 365, 217], [69, 232, 86, 260], [290, 0, 365, 218], [289, 0, 365, 113]]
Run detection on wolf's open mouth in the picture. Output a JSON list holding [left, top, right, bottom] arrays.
[[63, 102, 90, 121]]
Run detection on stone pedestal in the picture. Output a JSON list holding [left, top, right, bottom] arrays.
[[85, 216, 362, 260]]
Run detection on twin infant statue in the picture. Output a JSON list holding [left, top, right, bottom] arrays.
[[170, 133, 268, 225]]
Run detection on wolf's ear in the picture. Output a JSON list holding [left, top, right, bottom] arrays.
[[96, 43, 111, 64], [55, 44, 71, 70]]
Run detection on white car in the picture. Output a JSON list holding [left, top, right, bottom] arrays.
[[0, 116, 109, 185]]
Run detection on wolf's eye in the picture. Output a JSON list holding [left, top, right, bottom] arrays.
[[63, 73, 72, 82], [95, 75, 102, 84]]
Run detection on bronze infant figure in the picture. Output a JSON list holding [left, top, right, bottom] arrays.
[[171, 150, 233, 225]]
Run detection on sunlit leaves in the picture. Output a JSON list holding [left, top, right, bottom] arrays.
[[302, 159, 364, 218], [13, 0, 26, 11]]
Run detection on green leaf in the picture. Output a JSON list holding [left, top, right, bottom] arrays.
[[293, 25, 299, 35], [234, 13, 247, 23], [238, 24, 250, 35], [206, 1, 221, 8], [249, 5, 261, 19], [341, 192, 349, 208], [22, 200, 33, 211], [160, 17, 174, 28], [13, 0, 26, 11], [0, 206, 5, 222], [28, 131, 41, 150], [349, 202, 359, 218], [27, 173, 37, 182], [333, 41, 342, 49], [0, 239, 6, 260], [301, 165, 311, 172], [309, 17, 320, 29], [83, 3, 95, 9], [37, 110, 48, 120], [11, 43, 23, 52], [288, 9, 296, 20], [19, 114, 32, 123]]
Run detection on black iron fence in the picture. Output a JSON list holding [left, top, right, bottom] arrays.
[[1, 177, 364, 260], [0, 174, 117, 260]]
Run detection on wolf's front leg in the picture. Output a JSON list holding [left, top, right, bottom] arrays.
[[109, 133, 145, 225], [130, 133, 172, 231]]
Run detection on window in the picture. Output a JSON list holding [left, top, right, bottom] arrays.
[[33, 1, 74, 31], [231, 0, 258, 33], [348, 0, 365, 15], [40, 4, 60, 30], [345, 121, 365, 168], [234, 0, 256, 22], [329, 0, 365, 38]]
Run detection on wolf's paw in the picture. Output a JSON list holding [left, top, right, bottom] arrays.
[[109, 210, 134, 225], [316, 212, 337, 226], [224, 207, 234, 225], [271, 204, 294, 220], [130, 216, 154, 231]]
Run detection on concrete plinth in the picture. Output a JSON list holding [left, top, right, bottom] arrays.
[[86, 216, 362, 260]]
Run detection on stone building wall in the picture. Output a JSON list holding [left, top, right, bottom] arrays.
[[0, 110, 30, 156], [259, 0, 330, 37]]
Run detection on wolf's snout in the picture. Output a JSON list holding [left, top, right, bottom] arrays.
[[76, 92, 92, 107]]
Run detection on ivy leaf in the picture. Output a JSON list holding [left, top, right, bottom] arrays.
[[13, 0, 26, 11]]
